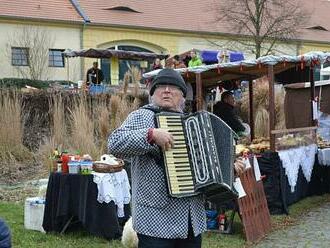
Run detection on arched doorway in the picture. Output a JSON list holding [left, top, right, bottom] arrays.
[[101, 45, 155, 84]]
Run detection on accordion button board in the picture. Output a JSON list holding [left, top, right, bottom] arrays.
[[157, 115, 196, 196]]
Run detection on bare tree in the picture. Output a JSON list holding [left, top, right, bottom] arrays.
[[212, 0, 309, 58], [6, 26, 55, 80]]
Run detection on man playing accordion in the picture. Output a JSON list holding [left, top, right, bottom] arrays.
[[108, 68, 244, 248]]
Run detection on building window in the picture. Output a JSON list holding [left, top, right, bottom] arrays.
[[101, 45, 153, 83], [49, 49, 65, 67], [12, 47, 29, 66]]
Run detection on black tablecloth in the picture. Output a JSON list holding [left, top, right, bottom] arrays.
[[257, 151, 288, 215], [258, 151, 330, 215], [42, 173, 130, 240], [309, 155, 330, 195]]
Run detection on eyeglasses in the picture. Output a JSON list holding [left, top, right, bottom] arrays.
[[155, 84, 180, 92]]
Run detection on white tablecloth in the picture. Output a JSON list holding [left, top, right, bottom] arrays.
[[92, 169, 131, 217], [318, 148, 330, 166], [278, 144, 317, 193]]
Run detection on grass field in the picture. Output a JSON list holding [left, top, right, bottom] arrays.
[[1, 194, 329, 248]]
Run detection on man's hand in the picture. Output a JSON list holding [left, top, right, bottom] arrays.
[[234, 157, 245, 175], [152, 128, 174, 151]]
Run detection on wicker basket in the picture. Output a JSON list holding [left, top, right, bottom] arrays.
[[92, 159, 124, 173]]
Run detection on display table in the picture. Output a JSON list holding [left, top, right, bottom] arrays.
[[308, 149, 330, 195], [318, 148, 330, 166], [258, 148, 317, 215], [42, 173, 130, 240]]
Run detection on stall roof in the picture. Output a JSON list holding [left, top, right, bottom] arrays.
[[284, 79, 330, 89], [63, 48, 169, 60], [144, 51, 330, 88]]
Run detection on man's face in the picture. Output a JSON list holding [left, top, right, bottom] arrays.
[[225, 95, 235, 107], [152, 84, 184, 111], [190, 51, 196, 59], [93, 62, 98, 69]]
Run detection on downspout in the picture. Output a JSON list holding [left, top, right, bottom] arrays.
[[69, 0, 90, 80], [80, 23, 86, 81], [296, 40, 302, 55]]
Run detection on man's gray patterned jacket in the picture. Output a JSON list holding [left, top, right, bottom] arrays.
[[108, 105, 206, 239]]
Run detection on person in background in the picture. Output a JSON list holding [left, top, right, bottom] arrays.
[[0, 219, 11, 248], [172, 55, 186, 69], [152, 58, 163, 70], [86, 61, 104, 85], [170, 55, 194, 112], [108, 68, 244, 248], [188, 50, 203, 68], [213, 91, 246, 135]]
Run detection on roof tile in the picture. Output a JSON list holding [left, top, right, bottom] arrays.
[[0, 0, 84, 23]]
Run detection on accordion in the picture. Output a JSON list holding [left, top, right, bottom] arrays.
[[156, 111, 238, 203]]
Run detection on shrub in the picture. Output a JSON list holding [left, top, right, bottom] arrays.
[[0, 78, 73, 89]]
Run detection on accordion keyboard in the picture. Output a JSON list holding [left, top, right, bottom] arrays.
[[157, 115, 195, 196]]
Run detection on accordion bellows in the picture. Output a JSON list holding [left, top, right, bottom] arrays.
[[156, 111, 238, 203]]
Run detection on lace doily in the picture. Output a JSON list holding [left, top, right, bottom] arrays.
[[92, 169, 131, 217], [278, 144, 317, 192], [318, 148, 330, 166]]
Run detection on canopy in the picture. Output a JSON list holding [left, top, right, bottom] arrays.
[[63, 48, 169, 61], [145, 51, 330, 88], [320, 66, 330, 76]]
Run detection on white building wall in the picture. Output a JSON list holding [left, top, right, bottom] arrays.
[[177, 36, 298, 60], [0, 22, 82, 82]]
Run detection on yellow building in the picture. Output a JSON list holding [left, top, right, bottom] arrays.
[[0, 0, 85, 82], [1, 0, 330, 83]]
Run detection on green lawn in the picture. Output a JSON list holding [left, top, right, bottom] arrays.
[[1, 194, 329, 248]]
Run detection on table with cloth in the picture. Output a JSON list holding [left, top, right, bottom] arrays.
[[42, 170, 131, 240], [257, 145, 318, 215], [308, 148, 330, 195]]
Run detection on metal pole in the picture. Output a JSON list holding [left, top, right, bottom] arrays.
[[268, 65, 276, 151]]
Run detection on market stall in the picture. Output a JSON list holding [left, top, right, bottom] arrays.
[[144, 51, 330, 214], [63, 48, 169, 86]]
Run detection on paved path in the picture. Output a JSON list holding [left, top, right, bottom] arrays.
[[255, 202, 330, 248]]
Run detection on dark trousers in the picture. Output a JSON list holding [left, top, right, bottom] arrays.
[[137, 223, 201, 248]]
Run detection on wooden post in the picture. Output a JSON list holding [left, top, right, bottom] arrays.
[[196, 73, 203, 110], [310, 65, 316, 126], [268, 65, 276, 151], [248, 80, 254, 140]]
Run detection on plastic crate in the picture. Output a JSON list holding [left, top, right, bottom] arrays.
[[24, 197, 45, 233]]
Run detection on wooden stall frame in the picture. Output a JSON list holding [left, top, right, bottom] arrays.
[[141, 53, 330, 152]]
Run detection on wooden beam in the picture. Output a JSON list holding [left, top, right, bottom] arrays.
[[268, 65, 276, 151], [310, 66, 316, 126], [248, 80, 254, 140], [271, 126, 317, 134], [196, 73, 203, 110]]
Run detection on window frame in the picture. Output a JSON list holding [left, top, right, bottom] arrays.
[[49, 49, 65, 68], [11, 47, 29, 66]]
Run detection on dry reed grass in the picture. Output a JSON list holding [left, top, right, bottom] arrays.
[[240, 76, 286, 139], [51, 93, 68, 147], [109, 95, 140, 132], [38, 87, 140, 168], [0, 89, 32, 162], [255, 107, 270, 138], [69, 94, 100, 159]]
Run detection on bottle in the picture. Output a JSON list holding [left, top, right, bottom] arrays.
[[61, 152, 69, 174], [218, 211, 227, 232], [52, 148, 60, 172], [57, 160, 62, 173]]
